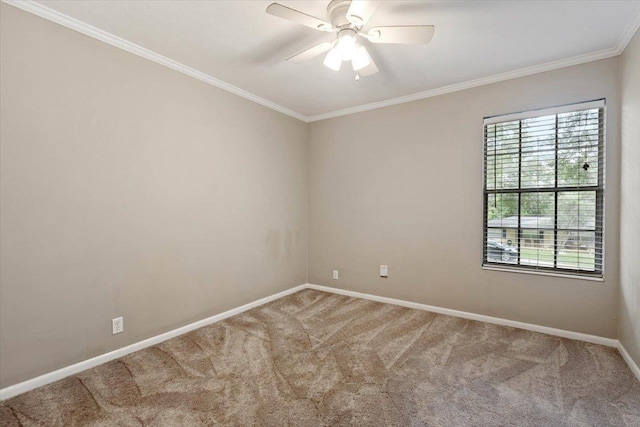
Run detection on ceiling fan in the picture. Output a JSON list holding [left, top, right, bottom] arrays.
[[266, 0, 435, 80]]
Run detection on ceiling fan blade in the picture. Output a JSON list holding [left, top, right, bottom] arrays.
[[287, 41, 334, 63], [359, 56, 379, 76], [346, 0, 379, 27], [266, 3, 333, 32], [367, 26, 435, 44]]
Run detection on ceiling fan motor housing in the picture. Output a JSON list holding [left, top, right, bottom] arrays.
[[267, 0, 435, 78], [327, 0, 354, 29]]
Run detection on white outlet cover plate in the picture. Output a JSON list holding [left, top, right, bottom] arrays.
[[333, 270, 339, 280], [380, 265, 388, 277], [112, 317, 123, 335]]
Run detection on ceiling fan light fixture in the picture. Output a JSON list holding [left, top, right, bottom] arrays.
[[267, 1, 433, 79], [352, 45, 371, 71], [323, 48, 342, 71], [335, 29, 357, 60]]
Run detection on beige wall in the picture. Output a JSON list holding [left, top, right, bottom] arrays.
[[0, 4, 308, 388], [620, 28, 640, 368], [309, 58, 621, 339], [0, 2, 635, 392]]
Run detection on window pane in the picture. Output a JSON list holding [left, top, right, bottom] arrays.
[[520, 192, 555, 227], [486, 151, 495, 191], [486, 235, 517, 264], [495, 120, 520, 143], [486, 121, 520, 190], [557, 146, 598, 187], [487, 193, 519, 224], [558, 109, 599, 149], [521, 115, 556, 188], [558, 191, 596, 230], [557, 109, 600, 187], [556, 230, 595, 271], [486, 124, 496, 190], [486, 152, 519, 190], [519, 229, 555, 268]]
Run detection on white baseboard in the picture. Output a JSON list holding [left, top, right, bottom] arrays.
[[0, 284, 307, 401], [306, 284, 619, 347], [2, 282, 637, 401], [618, 341, 640, 383], [308, 284, 640, 381]]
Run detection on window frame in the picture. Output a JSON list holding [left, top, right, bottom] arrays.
[[481, 99, 606, 280]]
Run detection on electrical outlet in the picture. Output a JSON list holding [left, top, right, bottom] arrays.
[[112, 317, 123, 335], [333, 270, 339, 280], [380, 265, 388, 278]]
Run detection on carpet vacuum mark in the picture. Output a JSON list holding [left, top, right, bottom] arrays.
[[1, 289, 639, 426]]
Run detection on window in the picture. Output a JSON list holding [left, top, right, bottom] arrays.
[[483, 100, 604, 277]]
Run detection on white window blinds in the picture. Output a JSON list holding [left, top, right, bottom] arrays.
[[483, 100, 605, 277]]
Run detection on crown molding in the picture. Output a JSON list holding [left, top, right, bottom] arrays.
[[306, 3, 640, 122], [616, 2, 640, 54], [2, 0, 308, 122], [4, 0, 640, 124], [306, 47, 621, 122]]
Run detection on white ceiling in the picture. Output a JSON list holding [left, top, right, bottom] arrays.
[[12, 0, 640, 120]]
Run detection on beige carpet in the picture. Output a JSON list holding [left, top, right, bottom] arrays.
[[1, 289, 639, 426]]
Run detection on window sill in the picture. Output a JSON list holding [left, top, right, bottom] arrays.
[[482, 265, 604, 282]]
